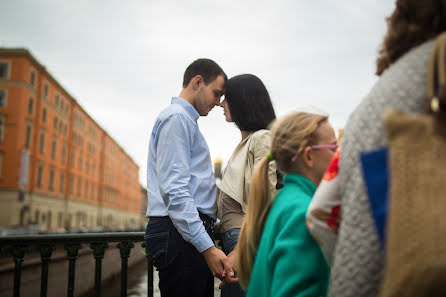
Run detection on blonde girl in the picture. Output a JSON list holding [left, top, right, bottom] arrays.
[[237, 112, 336, 297]]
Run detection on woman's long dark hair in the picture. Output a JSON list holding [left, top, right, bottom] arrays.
[[225, 74, 276, 131]]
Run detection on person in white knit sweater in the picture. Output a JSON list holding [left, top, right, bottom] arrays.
[[328, 1, 446, 296]]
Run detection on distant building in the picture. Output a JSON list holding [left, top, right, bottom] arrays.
[[140, 186, 148, 225], [337, 129, 344, 143], [0, 48, 142, 229], [213, 157, 223, 188]]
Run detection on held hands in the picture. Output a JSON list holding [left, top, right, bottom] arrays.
[[202, 246, 234, 281], [218, 248, 239, 289]]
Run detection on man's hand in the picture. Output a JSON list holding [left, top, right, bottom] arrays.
[[202, 246, 234, 280], [219, 248, 239, 289]]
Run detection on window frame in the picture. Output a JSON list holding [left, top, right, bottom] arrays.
[[48, 166, 55, 191], [39, 130, 46, 154], [42, 108, 47, 123], [0, 61, 11, 79], [0, 89, 7, 108], [51, 136, 57, 160], [36, 162, 44, 188], [28, 97, 34, 115], [24, 121, 32, 149], [30, 69, 36, 87], [0, 115, 5, 143]]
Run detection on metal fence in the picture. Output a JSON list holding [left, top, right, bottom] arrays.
[[0, 232, 153, 297]]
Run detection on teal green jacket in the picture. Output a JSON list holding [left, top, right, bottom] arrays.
[[246, 173, 330, 297]]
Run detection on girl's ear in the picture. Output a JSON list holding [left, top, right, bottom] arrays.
[[302, 146, 313, 168]]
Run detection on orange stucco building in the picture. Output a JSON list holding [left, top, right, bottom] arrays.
[[0, 48, 142, 229]]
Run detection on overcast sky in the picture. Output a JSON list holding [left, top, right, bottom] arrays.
[[1, 0, 396, 186]]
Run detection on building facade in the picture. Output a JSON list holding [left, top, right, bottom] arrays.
[[0, 48, 142, 230]]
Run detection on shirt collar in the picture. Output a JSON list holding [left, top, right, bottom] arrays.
[[283, 173, 317, 197], [172, 97, 199, 121]]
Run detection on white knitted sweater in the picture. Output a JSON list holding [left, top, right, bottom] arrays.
[[329, 40, 434, 297]]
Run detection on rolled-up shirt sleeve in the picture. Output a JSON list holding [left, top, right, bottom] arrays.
[[155, 114, 213, 252]]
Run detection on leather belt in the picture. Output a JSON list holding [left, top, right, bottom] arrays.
[[149, 213, 215, 226], [148, 216, 170, 223]]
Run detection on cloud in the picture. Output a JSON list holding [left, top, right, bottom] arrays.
[[0, 0, 396, 185]]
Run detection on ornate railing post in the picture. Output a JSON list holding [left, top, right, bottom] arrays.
[[39, 244, 55, 297], [90, 242, 108, 297], [118, 241, 134, 297], [12, 245, 26, 297], [64, 243, 81, 297]]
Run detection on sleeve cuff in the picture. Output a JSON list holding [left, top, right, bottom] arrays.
[[191, 231, 214, 253]]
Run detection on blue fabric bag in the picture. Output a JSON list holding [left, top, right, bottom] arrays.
[[359, 147, 389, 247]]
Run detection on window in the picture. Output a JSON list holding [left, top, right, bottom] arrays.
[[78, 152, 83, 171], [42, 108, 47, 123], [51, 137, 57, 160], [49, 167, 54, 191], [0, 151, 3, 178], [39, 130, 45, 154], [58, 212, 63, 227], [59, 170, 65, 193], [53, 117, 58, 130], [34, 210, 40, 224], [61, 142, 66, 164], [85, 180, 89, 199], [47, 211, 52, 228], [24, 121, 32, 149], [91, 183, 95, 200], [55, 95, 59, 107], [0, 115, 4, 143], [69, 174, 74, 194], [30, 70, 36, 87], [28, 98, 34, 115], [43, 83, 48, 99], [0, 90, 7, 107], [0, 62, 9, 79], [77, 176, 82, 196], [36, 163, 43, 188], [71, 149, 76, 167]]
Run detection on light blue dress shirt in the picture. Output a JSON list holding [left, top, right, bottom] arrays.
[[146, 97, 217, 253]]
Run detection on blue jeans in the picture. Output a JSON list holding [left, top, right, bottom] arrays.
[[220, 228, 246, 297], [145, 218, 214, 297]]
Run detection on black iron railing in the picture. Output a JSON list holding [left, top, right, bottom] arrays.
[[0, 232, 153, 297]]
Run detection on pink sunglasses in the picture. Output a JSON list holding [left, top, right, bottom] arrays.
[[291, 144, 338, 162], [310, 144, 338, 151]]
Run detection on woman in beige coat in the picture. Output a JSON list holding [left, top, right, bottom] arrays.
[[217, 74, 277, 297]]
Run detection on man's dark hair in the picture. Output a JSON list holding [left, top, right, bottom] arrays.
[[225, 74, 276, 131], [182, 58, 227, 87]]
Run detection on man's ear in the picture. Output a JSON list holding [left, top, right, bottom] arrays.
[[192, 75, 203, 90], [302, 146, 313, 168]]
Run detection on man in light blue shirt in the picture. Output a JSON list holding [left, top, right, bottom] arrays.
[[145, 59, 234, 297]]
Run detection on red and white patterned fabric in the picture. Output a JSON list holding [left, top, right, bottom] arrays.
[[306, 148, 341, 266]]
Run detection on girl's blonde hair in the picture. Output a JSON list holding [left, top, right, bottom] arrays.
[[237, 111, 328, 289]]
